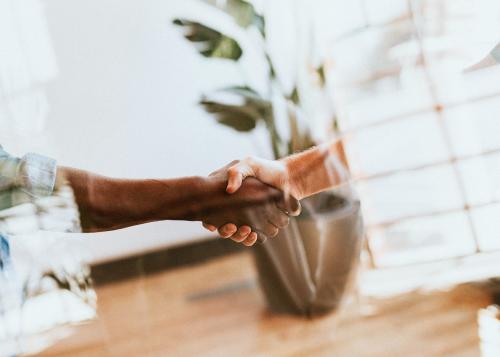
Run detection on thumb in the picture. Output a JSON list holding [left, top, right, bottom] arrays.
[[276, 195, 302, 217], [226, 162, 255, 193], [226, 168, 244, 193]]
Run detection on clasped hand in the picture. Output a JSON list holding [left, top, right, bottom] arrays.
[[201, 158, 300, 246]]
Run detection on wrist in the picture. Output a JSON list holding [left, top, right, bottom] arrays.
[[282, 158, 305, 200], [180, 175, 226, 221]]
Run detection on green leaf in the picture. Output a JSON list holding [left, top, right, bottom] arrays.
[[200, 86, 272, 132], [289, 86, 300, 105], [203, 0, 265, 34], [254, 14, 266, 37], [173, 19, 243, 60], [218, 86, 272, 120], [200, 100, 258, 131], [316, 64, 326, 87]]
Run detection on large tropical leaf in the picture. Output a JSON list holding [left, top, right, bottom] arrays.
[[200, 101, 258, 131], [203, 0, 265, 35], [173, 19, 243, 60], [200, 86, 272, 132]]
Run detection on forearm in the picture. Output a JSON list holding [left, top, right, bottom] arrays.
[[59, 167, 217, 232], [282, 140, 347, 200]]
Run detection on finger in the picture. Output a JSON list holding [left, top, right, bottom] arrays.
[[256, 232, 267, 243], [242, 233, 258, 247], [269, 211, 290, 229], [261, 223, 279, 238], [230, 225, 252, 241], [276, 195, 301, 216], [241, 207, 271, 242], [202, 222, 217, 232], [209, 160, 240, 177], [226, 160, 256, 194], [218, 223, 237, 238], [230, 234, 246, 243], [226, 168, 244, 194], [263, 201, 290, 229]]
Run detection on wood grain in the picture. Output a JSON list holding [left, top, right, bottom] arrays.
[[38, 252, 491, 357]]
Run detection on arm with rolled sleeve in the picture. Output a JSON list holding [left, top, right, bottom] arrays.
[[0, 146, 58, 270], [0, 146, 296, 245], [0, 146, 57, 210]]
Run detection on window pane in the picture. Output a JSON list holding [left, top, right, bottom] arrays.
[[334, 67, 433, 131], [357, 164, 464, 225], [331, 23, 434, 131], [471, 203, 500, 251], [458, 154, 500, 205], [344, 112, 449, 177], [444, 97, 500, 157], [433, 67, 500, 107], [369, 211, 476, 267]]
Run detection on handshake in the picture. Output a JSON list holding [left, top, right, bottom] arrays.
[[197, 142, 345, 246], [58, 142, 342, 241], [199, 157, 303, 247]]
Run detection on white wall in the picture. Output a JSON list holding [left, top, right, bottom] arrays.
[[40, 0, 273, 263], [43, 0, 270, 176], [2, 0, 340, 263]]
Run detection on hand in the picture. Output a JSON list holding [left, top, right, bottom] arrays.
[[224, 144, 348, 202], [225, 157, 301, 198], [201, 161, 300, 246]]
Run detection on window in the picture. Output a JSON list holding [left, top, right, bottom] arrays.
[[328, 0, 500, 271]]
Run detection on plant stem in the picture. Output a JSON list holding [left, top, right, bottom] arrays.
[[267, 120, 282, 159]]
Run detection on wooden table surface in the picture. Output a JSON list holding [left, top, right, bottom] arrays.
[[38, 252, 491, 357]]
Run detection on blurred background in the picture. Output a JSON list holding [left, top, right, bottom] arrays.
[[1, 0, 500, 356]]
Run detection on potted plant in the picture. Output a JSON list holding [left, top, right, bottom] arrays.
[[174, 0, 363, 316]]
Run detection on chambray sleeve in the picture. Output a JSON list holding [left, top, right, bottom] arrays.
[[0, 145, 57, 199]]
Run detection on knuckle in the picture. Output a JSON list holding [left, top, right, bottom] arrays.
[[266, 226, 279, 237], [280, 216, 290, 228]]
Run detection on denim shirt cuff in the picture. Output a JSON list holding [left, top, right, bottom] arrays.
[[17, 153, 57, 198]]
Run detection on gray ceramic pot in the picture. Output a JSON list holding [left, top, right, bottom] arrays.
[[252, 192, 364, 316]]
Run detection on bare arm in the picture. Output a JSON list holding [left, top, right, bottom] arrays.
[[59, 167, 209, 232], [282, 141, 346, 199], [225, 139, 347, 200], [59, 167, 298, 246]]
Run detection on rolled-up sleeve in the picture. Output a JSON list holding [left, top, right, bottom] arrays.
[[17, 152, 57, 197], [0, 146, 57, 206]]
